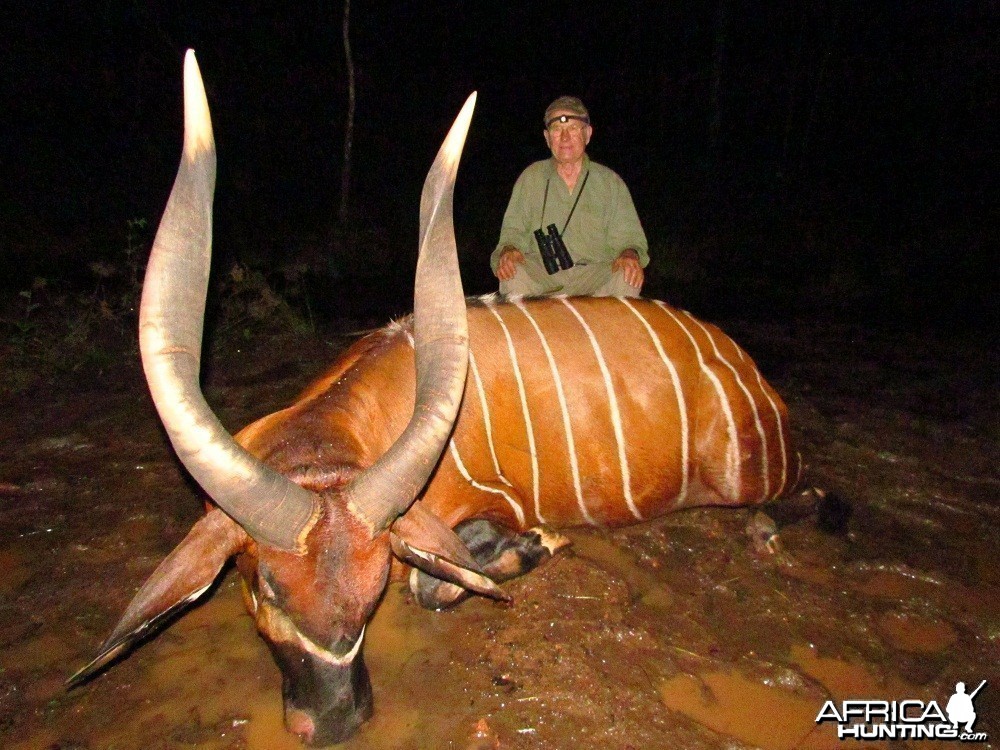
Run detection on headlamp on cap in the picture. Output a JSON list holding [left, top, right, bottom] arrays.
[[545, 114, 590, 129]]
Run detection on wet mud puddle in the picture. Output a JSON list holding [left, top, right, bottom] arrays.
[[5, 577, 481, 750]]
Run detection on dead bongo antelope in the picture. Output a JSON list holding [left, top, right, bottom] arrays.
[[69, 52, 801, 746]]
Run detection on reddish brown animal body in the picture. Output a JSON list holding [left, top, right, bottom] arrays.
[[242, 296, 800, 537], [71, 52, 800, 747]]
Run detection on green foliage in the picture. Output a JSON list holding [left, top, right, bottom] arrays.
[[1, 219, 317, 395], [216, 262, 315, 338]]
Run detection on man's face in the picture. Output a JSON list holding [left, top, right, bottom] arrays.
[[544, 112, 592, 166]]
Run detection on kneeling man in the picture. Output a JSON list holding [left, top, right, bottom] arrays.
[[491, 96, 648, 297]]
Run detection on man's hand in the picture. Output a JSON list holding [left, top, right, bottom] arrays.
[[612, 249, 644, 289], [495, 247, 525, 281]]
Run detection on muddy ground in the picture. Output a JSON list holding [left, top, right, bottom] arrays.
[[1, 315, 997, 749]]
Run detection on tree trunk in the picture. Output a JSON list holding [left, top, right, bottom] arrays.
[[338, 0, 355, 225], [800, 3, 840, 163], [707, 0, 727, 163], [780, 8, 806, 176]]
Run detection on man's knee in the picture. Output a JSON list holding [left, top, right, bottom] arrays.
[[499, 256, 560, 297], [499, 272, 533, 297], [593, 270, 641, 298], [615, 279, 642, 298]]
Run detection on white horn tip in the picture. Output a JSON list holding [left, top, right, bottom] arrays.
[[440, 92, 477, 173], [183, 50, 214, 160]]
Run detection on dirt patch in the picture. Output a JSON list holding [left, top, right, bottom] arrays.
[[1, 320, 997, 748]]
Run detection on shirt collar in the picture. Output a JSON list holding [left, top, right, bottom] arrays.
[[547, 154, 590, 176]]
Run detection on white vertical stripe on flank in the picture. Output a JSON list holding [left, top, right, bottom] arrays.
[[721, 332, 789, 498], [653, 301, 740, 500], [448, 440, 525, 527], [468, 349, 515, 488], [684, 311, 770, 501], [485, 302, 543, 524], [514, 300, 593, 525], [403, 331, 526, 524], [751, 365, 789, 498], [620, 299, 690, 507], [560, 299, 640, 520]]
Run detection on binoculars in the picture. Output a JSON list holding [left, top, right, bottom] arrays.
[[533, 224, 575, 275]]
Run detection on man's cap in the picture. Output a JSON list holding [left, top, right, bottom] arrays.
[[544, 96, 590, 128]]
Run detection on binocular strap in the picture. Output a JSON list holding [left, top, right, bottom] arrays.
[[539, 170, 590, 235]]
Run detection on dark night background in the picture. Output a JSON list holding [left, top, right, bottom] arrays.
[[1, 7, 999, 745], [1, 1, 997, 332]]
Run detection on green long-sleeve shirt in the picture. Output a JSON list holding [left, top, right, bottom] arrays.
[[491, 156, 648, 271]]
